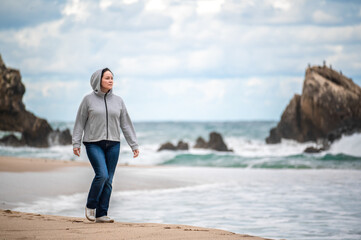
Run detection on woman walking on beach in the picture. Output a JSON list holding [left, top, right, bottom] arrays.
[[72, 68, 139, 223]]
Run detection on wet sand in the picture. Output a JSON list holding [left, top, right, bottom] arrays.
[[0, 209, 272, 240], [0, 156, 275, 240], [0, 156, 89, 172]]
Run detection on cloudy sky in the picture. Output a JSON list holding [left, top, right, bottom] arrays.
[[1, 0, 361, 122]]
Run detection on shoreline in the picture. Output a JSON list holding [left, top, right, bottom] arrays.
[[0, 155, 277, 240], [0, 155, 157, 172], [0, 155, 89, 172], [0, 209, 273, 240]]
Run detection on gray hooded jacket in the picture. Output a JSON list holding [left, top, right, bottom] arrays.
[[72, 69, 139, 151]]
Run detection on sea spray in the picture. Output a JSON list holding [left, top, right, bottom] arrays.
[[328, 133, 361, 157]]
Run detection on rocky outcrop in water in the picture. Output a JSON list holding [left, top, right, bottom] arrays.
[[0, 54, 72, 147], [158, 140, 189, 151], [303, 146, 326, 153], [266, 64, 361, 147], [194, 132, 233, 152], [194, 137, 208, 148], [158, 132, 232, 152]]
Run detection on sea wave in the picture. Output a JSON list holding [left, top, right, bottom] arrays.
[[1, 121, 360, 170], [158, 133, 361, 169], [160, 152, 361, 169]]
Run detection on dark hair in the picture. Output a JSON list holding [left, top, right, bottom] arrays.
[[101, 68, 113, 79]]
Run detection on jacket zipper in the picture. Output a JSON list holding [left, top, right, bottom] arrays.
[[104, 92, 109, 139]]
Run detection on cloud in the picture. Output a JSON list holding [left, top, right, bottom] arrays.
[[111, 75, 305, 121], [0, 0, 360, 121], [117, 55, 180, 76], [154, 79, 226, 103], [187, 47, 223, 72], [267, 0, 291, 11], [312, 10, 340, 24], [196, 0, 225, 15], [62, 0, 91, 22], [0, 0, 64, 29], [1, 0, 360, 78], [145, 0, 168, 12], [23, 78, 83, 99], [245, 78, 263, 87], [21, 77, 88, 121]]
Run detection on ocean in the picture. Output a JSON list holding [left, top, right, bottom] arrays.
[[1, 121, 361, 240]]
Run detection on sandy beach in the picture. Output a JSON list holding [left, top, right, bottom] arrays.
[[0, 209, 272, 240], [0, 156, 90, 172], [0, 156, 273, 240]]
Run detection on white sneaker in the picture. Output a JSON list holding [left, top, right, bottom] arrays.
[[95, 216, 114, 223], [85, 207, 95, 222]]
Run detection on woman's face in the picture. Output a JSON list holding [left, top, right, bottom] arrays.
[[101, 71, 113, 92]]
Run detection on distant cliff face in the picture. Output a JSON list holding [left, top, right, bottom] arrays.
[[0, 56, 26, 119], [0, 54, 71, 147], [266, 65, 361, 144]]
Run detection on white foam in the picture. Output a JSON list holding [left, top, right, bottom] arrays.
[[2, 131, 360, 167], [327, 133, 361, 157], [14, 193, 86, 217], [225, 137, 316, 157]]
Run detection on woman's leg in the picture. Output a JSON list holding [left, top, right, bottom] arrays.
[[96, 141, 120, 218], [84, 141, 108, 210]]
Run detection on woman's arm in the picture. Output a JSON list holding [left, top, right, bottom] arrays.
[[120, 100, 139, 152], [72, 96, 88, 156]]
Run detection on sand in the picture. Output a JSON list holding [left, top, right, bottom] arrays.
[[0, 156, 154, 172], [0, 155, 89, 172], [0, 209, 272, 240], [0, 156, 274, 240]]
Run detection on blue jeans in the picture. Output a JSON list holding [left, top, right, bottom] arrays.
[[84, 140, 120, 218]]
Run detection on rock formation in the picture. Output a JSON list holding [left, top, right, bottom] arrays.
[[194, 137, 208, 148], [266, 64, 361, 146], [0, 54, 72, 147], [176, 140, 189, 150], [158, 140, 189, 151], [158, 132, 232, 152], [304, 146, 326, 153], [194, 132, 233, 152], [158, 142, 176, 151]]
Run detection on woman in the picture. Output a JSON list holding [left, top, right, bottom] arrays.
[[72, 68, 139, 223]]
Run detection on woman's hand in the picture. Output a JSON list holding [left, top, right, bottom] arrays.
[[73, 148, 81, 157], [133, 149, 139, 158]]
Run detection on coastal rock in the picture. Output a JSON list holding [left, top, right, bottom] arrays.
[[304, 146, 325, 153], [266, 64, 361, 144], [158, 140, 189, 151], [208, 132, 231, 151], [158, 142, 177, 151], [0, 54, 72, 147], [193, 137, 208, 148], [176, 140, 189, 150], [193, 132, 232, 152]]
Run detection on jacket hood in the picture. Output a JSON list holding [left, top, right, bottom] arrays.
[[90, 68, 113, 97]]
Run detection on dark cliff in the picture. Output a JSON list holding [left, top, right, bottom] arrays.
[[0, 54, 71, 147]]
